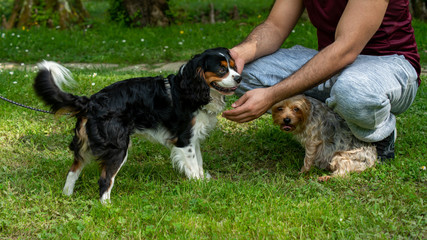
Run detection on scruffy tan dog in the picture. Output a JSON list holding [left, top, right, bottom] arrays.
[[272, 95, 377, 181]]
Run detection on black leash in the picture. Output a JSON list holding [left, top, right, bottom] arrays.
[[0, 95, 54, 114]]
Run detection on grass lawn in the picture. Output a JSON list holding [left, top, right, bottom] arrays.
[[0, 1, 426, 239]]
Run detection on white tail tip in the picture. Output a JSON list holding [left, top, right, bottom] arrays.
[[37, 60, 76, 91]]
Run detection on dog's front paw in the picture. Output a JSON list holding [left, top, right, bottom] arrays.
[[100, 192, 112, 205], [62, 185, 74, 196], [299, 166, 311, 174], [317, 175, 333, 182]]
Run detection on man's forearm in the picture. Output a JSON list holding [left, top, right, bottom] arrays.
[[233, 22, 288, 64], [232, 0, 304, 65], [269, 42, 356, 103]]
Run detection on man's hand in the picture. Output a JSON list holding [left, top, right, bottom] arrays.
[[222, 88, 275, 123], [229, 48, 245, 74]]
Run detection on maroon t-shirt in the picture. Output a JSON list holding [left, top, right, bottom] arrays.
[[303, 0, 421, 84]]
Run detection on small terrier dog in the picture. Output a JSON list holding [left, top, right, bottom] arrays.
[[272, 95, 377, 181]]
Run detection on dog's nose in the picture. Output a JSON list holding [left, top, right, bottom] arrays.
[[283, 118, 291, 124], [233, 74, 242, 83]]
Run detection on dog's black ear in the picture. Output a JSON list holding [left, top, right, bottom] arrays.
[[178, 58, 211, 108]]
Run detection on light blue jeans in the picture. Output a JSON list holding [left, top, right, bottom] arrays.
[[237, 45, 419, 142]]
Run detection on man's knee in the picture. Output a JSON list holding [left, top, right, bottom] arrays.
[[327, 78, 391, 130]]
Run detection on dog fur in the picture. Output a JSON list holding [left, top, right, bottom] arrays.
[[34, 48, 240, 203], [272, 95, 377, 181]]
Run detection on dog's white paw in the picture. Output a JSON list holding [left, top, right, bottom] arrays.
[[62, 189, 73, 196], [62, 185, 74, 196], [100, 192, 111, 205]]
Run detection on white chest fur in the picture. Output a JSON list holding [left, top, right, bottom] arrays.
[[192, 89, 226, 141]]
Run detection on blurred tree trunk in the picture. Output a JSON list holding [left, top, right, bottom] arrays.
[[2, 0, 89, 29], [410, 0, 427, 20], [121, 0, 170, 27]]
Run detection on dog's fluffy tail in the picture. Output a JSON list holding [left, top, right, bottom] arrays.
[[34, 61, 89, 115]]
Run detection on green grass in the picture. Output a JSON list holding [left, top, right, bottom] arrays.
[[0, 17, 266, 64], [0, 0, 277, 64], [0, 67, 425, 239], [0, 1, 426, 239], [0, 1, 425, 66]]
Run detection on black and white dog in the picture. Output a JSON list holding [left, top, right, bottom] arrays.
[[34, 48, 241, 203]]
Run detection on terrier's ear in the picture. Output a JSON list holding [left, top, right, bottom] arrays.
[[299, 97, 311, 125]]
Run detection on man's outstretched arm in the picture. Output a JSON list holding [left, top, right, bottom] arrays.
[[223, 0, 389, 123]]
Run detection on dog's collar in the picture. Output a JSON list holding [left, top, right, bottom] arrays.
[[163, 78, 173, 103]]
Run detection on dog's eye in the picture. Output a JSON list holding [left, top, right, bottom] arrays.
[[218, 66, 227, 74], [276, 107, 283, 111], [293, 107, 300, 112]]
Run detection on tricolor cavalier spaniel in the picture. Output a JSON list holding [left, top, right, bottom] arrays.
[[34, 48, 241, 203]]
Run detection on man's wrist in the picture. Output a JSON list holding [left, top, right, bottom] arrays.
[[230, 44, 254, 65], [265, 86, 280, 108]]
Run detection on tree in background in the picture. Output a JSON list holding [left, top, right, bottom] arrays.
[[3, 0, 423, 30], [109, 0, 170, 27], [411, 0, 427, 20], [2, 0, 89, 29]]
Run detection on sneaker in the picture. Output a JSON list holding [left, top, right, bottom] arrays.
[[374, 128, 397, 162]]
